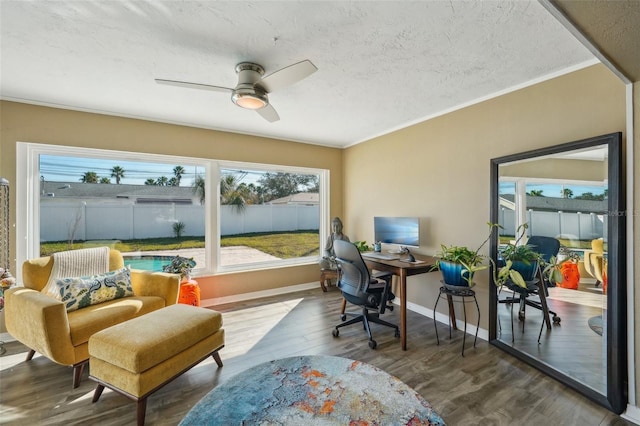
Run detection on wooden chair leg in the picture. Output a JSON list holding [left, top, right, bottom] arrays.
[[340, 298, 347, 315], [25, 349, 36, 361], [73, 362, 86, 388], [137, 398, 147, 426]]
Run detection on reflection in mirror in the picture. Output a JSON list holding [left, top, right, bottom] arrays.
[[489, 133, 625, 414]]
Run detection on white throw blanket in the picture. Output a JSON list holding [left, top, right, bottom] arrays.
[[42, 247, 110, 297]]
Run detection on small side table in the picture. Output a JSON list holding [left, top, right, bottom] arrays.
[[320, 268, 339, 292], [0, 282, 14, 355], [433, 285, 479, 357]]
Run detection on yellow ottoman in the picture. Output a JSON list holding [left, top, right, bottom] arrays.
[[89, 304, 224, 426]]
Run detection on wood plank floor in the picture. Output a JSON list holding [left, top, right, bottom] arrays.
[[0, 287, 630, 426], [497, 287, 606, 393]]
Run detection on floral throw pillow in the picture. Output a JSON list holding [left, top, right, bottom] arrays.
[[49, 267, 133, 312]]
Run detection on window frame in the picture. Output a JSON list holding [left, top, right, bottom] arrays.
[[16, 142, 328, 279]]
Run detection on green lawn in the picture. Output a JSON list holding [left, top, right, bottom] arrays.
[[40, 230, 320, 259]]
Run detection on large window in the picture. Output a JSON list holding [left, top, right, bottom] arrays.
[[498, 177, 606, 248], [17, 143, 327, 276]]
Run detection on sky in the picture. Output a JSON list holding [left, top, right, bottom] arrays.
[[39, 155, 262, 186], [499, 181, 606, 198]]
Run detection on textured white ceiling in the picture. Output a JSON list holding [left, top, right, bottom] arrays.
[[0, 1, 596, 148]]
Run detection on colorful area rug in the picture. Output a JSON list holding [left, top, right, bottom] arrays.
[[180, 355, 446, 425], [588, 315, 604, 336]]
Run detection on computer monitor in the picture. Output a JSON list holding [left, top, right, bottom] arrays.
[[374, 217, 420, 248]]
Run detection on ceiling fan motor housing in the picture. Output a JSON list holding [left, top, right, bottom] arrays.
[[232, 62, 269, 109]]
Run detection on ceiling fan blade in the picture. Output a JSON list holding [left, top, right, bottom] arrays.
[[256, 104, 280, 122], [155, 79, 232, 93], [257, 60, 317, 93]]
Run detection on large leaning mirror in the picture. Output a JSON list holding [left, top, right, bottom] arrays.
[[489, 132, 626, 414]]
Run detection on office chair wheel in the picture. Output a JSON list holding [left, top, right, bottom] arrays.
[[332, 328, 339, 337], [387, 305, 394, 312], [340, 314, 347, 321], [394, 329, 400, 338], [368, 339, 377, 349], [553, 315, 561, 324]]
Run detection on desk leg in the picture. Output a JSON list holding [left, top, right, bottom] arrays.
[[447, 294, 458, 330], [399, 270, 407, 350]]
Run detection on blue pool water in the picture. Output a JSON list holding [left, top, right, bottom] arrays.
[[123, 256, 174, 272]]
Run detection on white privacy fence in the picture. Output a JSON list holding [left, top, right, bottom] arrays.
[[498, 208, 606, 243], [40, 202, 319, 242]]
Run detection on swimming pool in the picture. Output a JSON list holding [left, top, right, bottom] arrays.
[[123, 255, 174, 272]]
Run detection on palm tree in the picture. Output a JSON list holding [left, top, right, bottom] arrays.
[[220, 174, 247, 213], [144, 178, 156, 185], [80, 171, 99, 183], [99, 177, 111, 184], [156, 176, 169, 186], [110, 166, 125, 184], [173, 166, 185, 186], [561, 188, 574, 199], [528, 190, 544, 196], [193, 175, 205, 205]]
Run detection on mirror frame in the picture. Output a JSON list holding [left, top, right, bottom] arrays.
[[489, 132, 626, 414]]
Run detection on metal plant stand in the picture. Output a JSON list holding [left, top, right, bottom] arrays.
[[433, 284, 480, 356]]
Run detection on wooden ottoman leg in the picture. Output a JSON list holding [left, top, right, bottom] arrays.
[[92, 384, 105, 403], [137, 398, 147, 426], [25, 349, 36, 361]]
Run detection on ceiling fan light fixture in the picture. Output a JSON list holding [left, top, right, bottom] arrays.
[[233, 93, 267, 110], [232, 86, 268, 110]]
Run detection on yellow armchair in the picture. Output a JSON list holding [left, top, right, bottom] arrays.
[[583, 238, 605, 287], [5, 249, 180, 388]]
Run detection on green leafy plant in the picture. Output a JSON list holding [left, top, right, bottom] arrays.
[[491, 223, 579, 289], [162, 255, 196, 279], [432, 223, 500, 286], [353, 241, 371, 252], [492, 223, 539, 289], [543, 248, 581, 286]]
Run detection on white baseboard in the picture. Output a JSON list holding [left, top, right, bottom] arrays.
[[402, 299, 489, 342], [622, 404, 640, 425]]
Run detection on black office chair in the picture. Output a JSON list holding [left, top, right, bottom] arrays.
[[499, 236, 561, 341], [331, 239, 399, 349]]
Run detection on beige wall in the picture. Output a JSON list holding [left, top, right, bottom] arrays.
[[0, 101, 343, 299], [343, 64, 626, 328], [500, 157, 607, 181]]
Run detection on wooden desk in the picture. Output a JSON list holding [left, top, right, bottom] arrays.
[[363, 253, 439, 350]]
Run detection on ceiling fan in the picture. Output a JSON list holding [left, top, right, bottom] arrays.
[[155, 60, 317, 123]]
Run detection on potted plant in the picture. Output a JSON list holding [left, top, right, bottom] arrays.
[[492, 223, 578, 290], [433, 223, 498, 287], [162, 255, 196, 282], [492, 223, 541, 290], [163, 255, 200, 306]]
